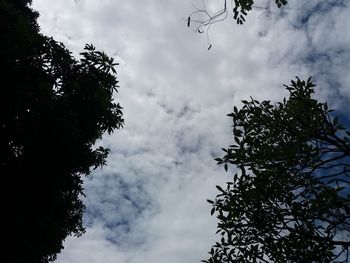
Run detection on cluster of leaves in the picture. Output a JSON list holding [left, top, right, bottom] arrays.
[[0, 0, 123, 262], [204, 78, 350, 262], [232, 0, 287, 24], [187, 0, 287, 46]]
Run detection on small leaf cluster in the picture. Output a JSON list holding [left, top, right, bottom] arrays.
[[230, 0, 287, 25], [187, 0, 288, 49], [233, 0, 254, 25], [233, 0, 287, 24], [204, 78, 350, 263]]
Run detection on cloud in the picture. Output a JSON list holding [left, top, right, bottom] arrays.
[[31, 0, 350, 262]]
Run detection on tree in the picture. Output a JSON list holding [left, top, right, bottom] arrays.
[[204, 78, 350, 262], [1, 1, 124, 262], [187, 0, 287, 48]]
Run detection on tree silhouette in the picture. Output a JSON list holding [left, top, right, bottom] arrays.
[[1, 1, 123, 262], [204, 78, 350, 262]]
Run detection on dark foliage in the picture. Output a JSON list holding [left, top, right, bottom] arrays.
[[187, 0, 287, 47], [188, 0, 288, 28], [204, 78, 350, 262], [0, 1, 123, 262]]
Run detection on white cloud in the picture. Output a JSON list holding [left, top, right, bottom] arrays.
[[31, 0, 350, 262]]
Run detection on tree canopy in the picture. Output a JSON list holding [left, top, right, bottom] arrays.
[[1, 0, 123, 262], [204, 78, 350, 262]]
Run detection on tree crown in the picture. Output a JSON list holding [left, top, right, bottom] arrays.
[[205, 78, 350, 263]]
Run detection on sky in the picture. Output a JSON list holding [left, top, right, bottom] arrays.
[[31, 0, 350, 262]]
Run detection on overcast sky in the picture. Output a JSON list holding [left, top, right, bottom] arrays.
[[32, 0, 350, 262]]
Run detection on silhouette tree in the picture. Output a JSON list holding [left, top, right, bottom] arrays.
[[204, 78, 350, 262], [1, 1, 123, 262]]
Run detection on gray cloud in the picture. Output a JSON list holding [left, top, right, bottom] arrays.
[[31, 0, 350, 262]]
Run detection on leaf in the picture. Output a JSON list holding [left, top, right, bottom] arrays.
[[324, 103, 328, 111], [333, 116, 339, 126], [216, 185, 225, 192], [234, 129, 242, 136]]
